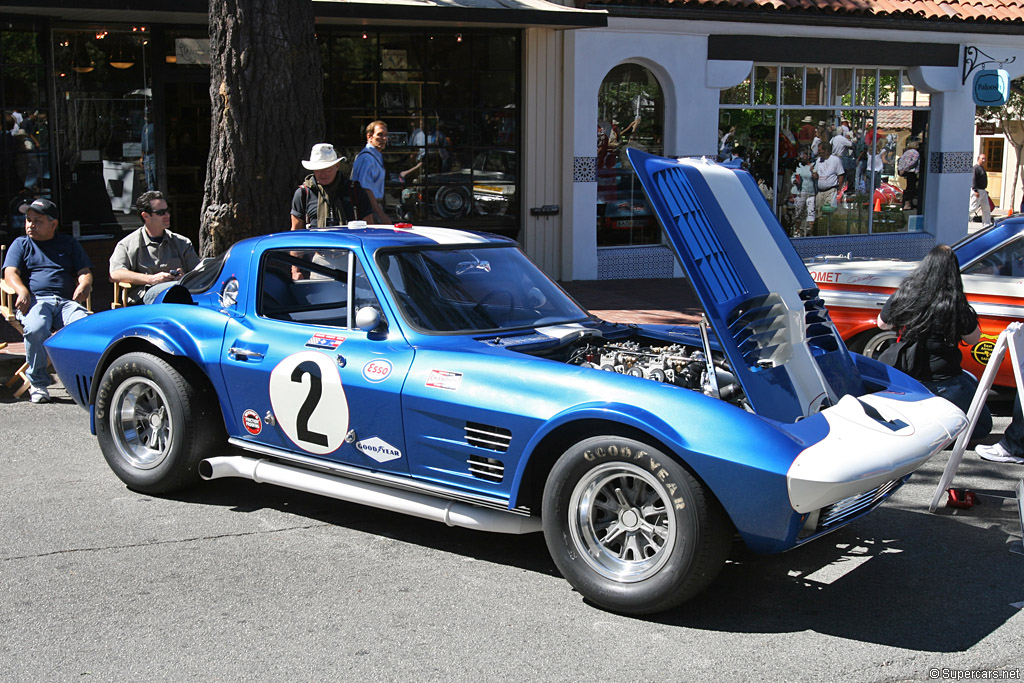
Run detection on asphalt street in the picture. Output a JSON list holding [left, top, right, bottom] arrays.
[[1, 385, 1022, 682]]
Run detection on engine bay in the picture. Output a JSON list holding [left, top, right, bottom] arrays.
[[511, 325, 750, 410]]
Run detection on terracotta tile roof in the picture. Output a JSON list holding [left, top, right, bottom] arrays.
[[588, 0, 1024, 24]]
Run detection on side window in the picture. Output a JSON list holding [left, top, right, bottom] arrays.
[[962, 237, 1024, 277], [260, 248, 375, 327]]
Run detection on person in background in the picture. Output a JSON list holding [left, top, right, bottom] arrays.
[[811, 143, 844, 217], [877, 243, 991, 440], [790, 150, 816, 236], [290, 143, 369, 229], [2, 198, 92, 403], [970, 153, 992, 227], [898, 138, 921, 211], [351, 120, 391, 225], [109, 190, 199, 305]]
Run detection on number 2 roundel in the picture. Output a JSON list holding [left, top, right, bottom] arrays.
[[269, 351, 349, 455]]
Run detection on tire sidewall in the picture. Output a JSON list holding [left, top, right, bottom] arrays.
[[542, 436, 705, 614], [95, 352, 197, 492]]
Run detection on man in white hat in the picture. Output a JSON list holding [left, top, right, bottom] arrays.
[[290, 143, 371, 230]]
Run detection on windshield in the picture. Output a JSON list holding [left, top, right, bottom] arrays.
[[378, 245, 589, 333]]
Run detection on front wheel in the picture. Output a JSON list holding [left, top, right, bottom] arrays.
[[542, 436, 732, 615], [95, 352, 222, 494]]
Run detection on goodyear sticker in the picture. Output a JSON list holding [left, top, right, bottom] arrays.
[[426, 369, 462, 391], [355, 436, 402, 463], [242, 409, 262, 436], [305, 333, 346, 350]]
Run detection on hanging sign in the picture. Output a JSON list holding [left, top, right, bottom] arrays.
[[973, 69, 1010, 106]]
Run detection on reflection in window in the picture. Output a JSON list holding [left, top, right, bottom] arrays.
[[596, 63, 664, 247], [720, 65, 930, 239], [0, 21, 49, 237], [321, 30, 520, 236]]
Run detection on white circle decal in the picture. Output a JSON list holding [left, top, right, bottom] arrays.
[[269, 351, 349, 455]]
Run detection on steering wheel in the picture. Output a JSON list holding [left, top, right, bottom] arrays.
[[474, 288, 515, 326]]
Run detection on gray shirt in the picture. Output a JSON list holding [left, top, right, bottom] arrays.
[[109, 226, 200, 304]]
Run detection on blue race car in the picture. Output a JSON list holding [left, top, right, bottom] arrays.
[[45, 149, 967, 615]]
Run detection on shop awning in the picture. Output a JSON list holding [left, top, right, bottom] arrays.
[[313, 0, 608, 28], [0, 0, 606, 29]]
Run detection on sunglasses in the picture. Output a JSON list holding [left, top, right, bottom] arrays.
[[148, 208, 170, 216]]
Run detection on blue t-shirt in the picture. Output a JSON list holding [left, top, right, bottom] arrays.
[[351, 144, 385, 200], [3, 233, 92, 299]]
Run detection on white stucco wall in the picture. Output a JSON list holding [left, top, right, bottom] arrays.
[[556, 16, 1024, 280]]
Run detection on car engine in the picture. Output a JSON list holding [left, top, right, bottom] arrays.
[[566, 338, 749, 409]]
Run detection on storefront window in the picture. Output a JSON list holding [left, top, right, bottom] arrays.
[[720, 65, 929, 238], [321, 30, 520, 238], [0, 21, 49, 243], [596, 63, 664, 247], [52, 27, 152, 237]]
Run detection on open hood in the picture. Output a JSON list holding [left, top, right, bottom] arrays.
[[626, 148, 863, 422]]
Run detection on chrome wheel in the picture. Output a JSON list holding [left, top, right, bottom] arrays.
[[568, 462, 675, 583], [109, 377, 173, 470], [859, 329, 898, 359]]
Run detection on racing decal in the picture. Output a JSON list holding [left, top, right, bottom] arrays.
[[355, 437, 402, 463], [305, 333, 346, 350], [362, 358, 393, 383], [242, 409, 262, 436], [971, 334, 1000, 365], [269, 351, 349, 455], [426, 369, 463, 391], [810, 271, 840, 284]]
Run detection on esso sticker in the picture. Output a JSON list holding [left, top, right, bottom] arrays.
[[362, 359, 393, 383], [242, 409, 262, 435], [269, 351, 349, 455]]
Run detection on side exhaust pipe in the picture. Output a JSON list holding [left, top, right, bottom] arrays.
[[199, 455, 542, 535]]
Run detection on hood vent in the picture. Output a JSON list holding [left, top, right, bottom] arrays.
[[465, 422, 511, 453], [727, 292, 791, 367], [800, 288, 840, 352], [468, 455, 505, 483]]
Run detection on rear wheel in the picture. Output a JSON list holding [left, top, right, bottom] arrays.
[[542, 436, 732, 615], [95, 352, 222, 494], [853, 328, 898, 359]]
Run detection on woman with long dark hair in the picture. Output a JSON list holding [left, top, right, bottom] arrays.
[[877, 243, 991, 438]]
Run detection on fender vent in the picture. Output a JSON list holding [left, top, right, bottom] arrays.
[[468, 455, 504, 483], [465, 422, 511, 452]]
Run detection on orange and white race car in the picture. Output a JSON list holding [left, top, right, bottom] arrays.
[[806, 217, 1024, 389]]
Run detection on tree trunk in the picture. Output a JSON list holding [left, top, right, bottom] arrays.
[[201, 0, 323, 256]]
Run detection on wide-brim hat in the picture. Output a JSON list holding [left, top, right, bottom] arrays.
[[302, 143, 346, 170], [801, 116, 813, 123], [19, 197, 58, 219]]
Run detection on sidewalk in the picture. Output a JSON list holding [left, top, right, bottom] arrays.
[[560, 278, 702, 325]]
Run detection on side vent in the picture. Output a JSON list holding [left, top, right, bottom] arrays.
[[465, 422, 511, 453], [76, 374, 92, 404], [468, 455, 505, 483]]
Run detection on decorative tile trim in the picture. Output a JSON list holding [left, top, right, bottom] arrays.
[[929, 151, 972, 174], [574, 156, 596, 183], [792, 233, 935, 262], [597, 245, 675, 280]]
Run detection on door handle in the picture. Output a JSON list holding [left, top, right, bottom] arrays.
[[229, 346, 265, 361]]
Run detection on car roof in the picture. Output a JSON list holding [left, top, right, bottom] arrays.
[[249, 225, 515, 252]]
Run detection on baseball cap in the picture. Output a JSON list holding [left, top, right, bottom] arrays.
[[19, 198, 58, 220]]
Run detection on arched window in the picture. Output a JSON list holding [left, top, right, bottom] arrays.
[[597, 64, 664, 247]]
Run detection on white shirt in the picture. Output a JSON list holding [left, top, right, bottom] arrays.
[[813, 155, 845, 190]]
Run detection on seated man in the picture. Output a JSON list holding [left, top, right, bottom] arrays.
[[2, 198, 92, 403], [109, 190, 200, 305]]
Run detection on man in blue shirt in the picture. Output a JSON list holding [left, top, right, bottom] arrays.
[[351, 120, 391, 225], [2, 198, 92, 403]]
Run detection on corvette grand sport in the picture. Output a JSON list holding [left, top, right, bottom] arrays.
[[45, 149, 967, 615], [806, 216, 1024, 389]]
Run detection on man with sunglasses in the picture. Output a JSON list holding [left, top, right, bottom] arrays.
[[109, 190, 199, 305]]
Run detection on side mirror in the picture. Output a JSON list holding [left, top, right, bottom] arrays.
[[355, 306, 381, 332]]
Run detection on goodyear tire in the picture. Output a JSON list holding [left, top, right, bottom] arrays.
[[95, 352, 221, 494], [542, 436, 732, 615]]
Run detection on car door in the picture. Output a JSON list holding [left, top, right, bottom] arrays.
[[220, 246, 413, 473]]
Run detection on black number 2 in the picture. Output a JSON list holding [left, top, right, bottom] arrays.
[[291, 361, 329, 446]]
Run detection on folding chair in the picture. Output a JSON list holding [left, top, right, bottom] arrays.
[[1, 244, 92, 398]]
